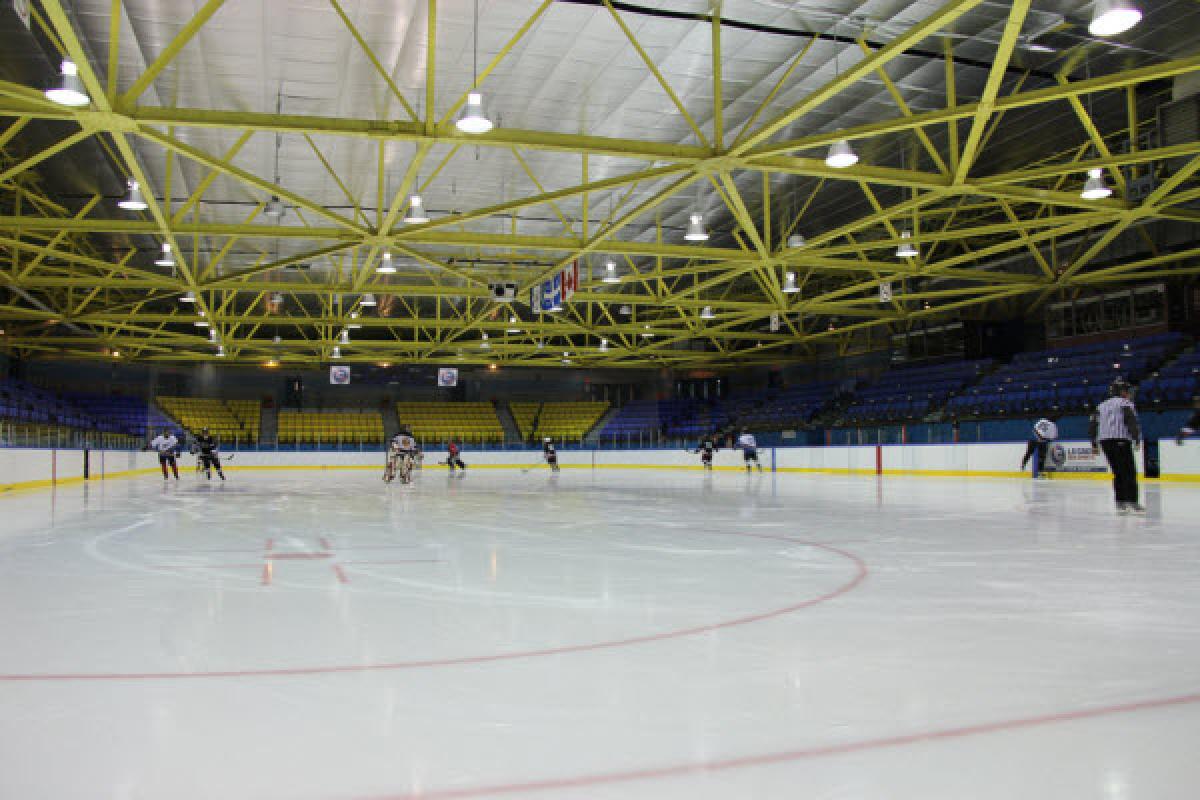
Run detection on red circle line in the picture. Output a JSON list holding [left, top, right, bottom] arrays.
[[0, 532, 866, 682]]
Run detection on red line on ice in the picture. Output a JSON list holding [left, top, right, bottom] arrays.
[[333, 564, 349, 584], [357, 691, 1200, 799], [0, 534, 864, 681], [265, 538, 273, 552], [319, 536, 332, 550], [338, 559, 444, 566], [260, 563, 271, 586]]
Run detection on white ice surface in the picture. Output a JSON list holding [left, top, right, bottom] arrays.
[[1, 468, 1198, 800]]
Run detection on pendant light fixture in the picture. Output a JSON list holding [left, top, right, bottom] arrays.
[[1080, 167, 1113, 199], [684, 214, 709, 242], [377, 250, 397, 273], [1089, 0, 1141, 36], [457, 0, 494, 134], [641, 325, 655, 338], [561, 351, 572, 365], [896, 230, 919, 258], [45, 61, 89, 106], [599, 338, 609, 353], [602, 259, 621, 283], [331, 346, 342, 359], [404, 192, 430, 223], [786, 233, 806, 249], [265, 91, 287, 219], [506, 316, 521, 333], [619, 304, 632, 315], [347, 311, 362, 329], [783, 271, 799, 293], [209, 329, 218, 343], [360, 293, 377, 306], [480, 332, 490, 349], [155, 243, 175, 267], [825, 139, 858, 169], [339, 330, 350, 345], [216, 345, 226, 357], [180, 291, 196, 304], [118, 180, 148, 211], [700, 305, 715, 320]]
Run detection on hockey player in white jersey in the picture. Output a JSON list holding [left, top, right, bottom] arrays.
[[385, 427, 418, 484], [736, 428, 763, 473], [1021, 417, 1058, 478]]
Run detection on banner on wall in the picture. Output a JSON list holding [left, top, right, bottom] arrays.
[[530, 260, 579, 312], [1045, 440, 1108, 473], [329, 365, 351, 385], [437, 368, 459, 387]]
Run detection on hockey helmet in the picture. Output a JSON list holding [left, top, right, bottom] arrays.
[[1109, 377, 1131, 397], [544, 436, 552, 442]]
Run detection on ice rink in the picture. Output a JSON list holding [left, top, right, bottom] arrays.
[[2, 466, 1199, 800]]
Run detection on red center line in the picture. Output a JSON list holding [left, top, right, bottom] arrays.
[[265, 538, 274, 552], [266, 552, 332, 560], [260, 563, 272, 586], [152, 563, 266, 570], [332, 564, 349, 584], [356, 691, 1200, 800]]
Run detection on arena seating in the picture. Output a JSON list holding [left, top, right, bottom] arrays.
[[948, 333, 1183, 418], [2, 378, 96, 429], [725, 381, 839, 430], [396, 402, 503, 443], [158, 396, 261, 442], [63, 392, 174, 437], [277, 410, 382, 444], [509, 402, 540, 438], [600, 398, 727, 439], [533, 401, 609, 440], [843, 360, 993, 424], [1138, 342, 1200, 405]]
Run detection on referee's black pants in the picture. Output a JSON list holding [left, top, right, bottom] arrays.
[[1021, 439, 1048, 470], [1099, 438, 1138, 505]]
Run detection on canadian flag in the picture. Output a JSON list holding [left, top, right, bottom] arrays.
[[561, 260, 579, 301]]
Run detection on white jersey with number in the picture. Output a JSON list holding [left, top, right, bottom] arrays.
[[1033, 419, 1058, 441], [391, 434, 417, 452], [737, 433, 757, 450], [150, 434, 178, 454]]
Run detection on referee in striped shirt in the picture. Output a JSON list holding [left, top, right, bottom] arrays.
[[1088, 378, 1145, 514]]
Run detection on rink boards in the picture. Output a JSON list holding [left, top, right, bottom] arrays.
[[2, 442, 1199, 493]]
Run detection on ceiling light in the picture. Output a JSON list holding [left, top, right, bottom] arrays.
[[561, 350, 572, 365], [783, 271, 799, 293], [180, 291, 196, 303], [209, 329, 218, 342], [619, 304, 632, 315], [155, 243, 175, 267], [896, 230, 919, 258], [45, 60, 89, 107], [265, 359, 279, 368], [1089, 0, 1141, 36], [536, 340, 545, 350], [641, 324, 654, 339], [684, 213, 709, 242], [195, 319, 209, 328], [456, 91, 493, 134], [480, 332, 490, 349], [825, 139, 859, 169], [360, 293, 377, 306], [111, 350, 120, 358], [489, 363, 498, 371], [216, 345, 226, 357], [599, 338, 609, 352], [273, 334, 282, 344], [404, 195, 430, 224], [1080, 167, 1113, 199], [331, 346, 341, 359], [339, 330, 350, 344], [602, 260, 621, 283], [506, 316, 521, 333], [548, 299, 563, 313], [118, 180, 148, 211], [377, 251, 397, 273], [264, 196, 286, 219], [786, 233, 806, 249], [700, 306, 715, 320]]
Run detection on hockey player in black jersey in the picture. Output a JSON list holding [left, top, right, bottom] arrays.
[[195, 428, 226, 480], [542, 437, 560, 472], [695, 433, 718, 470]]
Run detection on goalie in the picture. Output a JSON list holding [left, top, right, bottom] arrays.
[[385, 427, 419, 484]]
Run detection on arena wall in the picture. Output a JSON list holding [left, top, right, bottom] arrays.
[[3, 443, 1197, 494]]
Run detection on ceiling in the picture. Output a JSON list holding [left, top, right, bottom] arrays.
[[1, 0, 1199, 369]]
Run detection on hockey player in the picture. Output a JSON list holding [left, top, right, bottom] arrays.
[[736, 428, 763, 472], [1176, 396, 1200, 445], [149, 428, 180, 481], [194, 427, 226, 481], [1089, 378, 1143, 514], [695, 432, 718, 470], [446, 439, 467, 474], [542, 437, 560, 472], [386, 427, 418, 484], [1021, 417, 1058, 477]]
